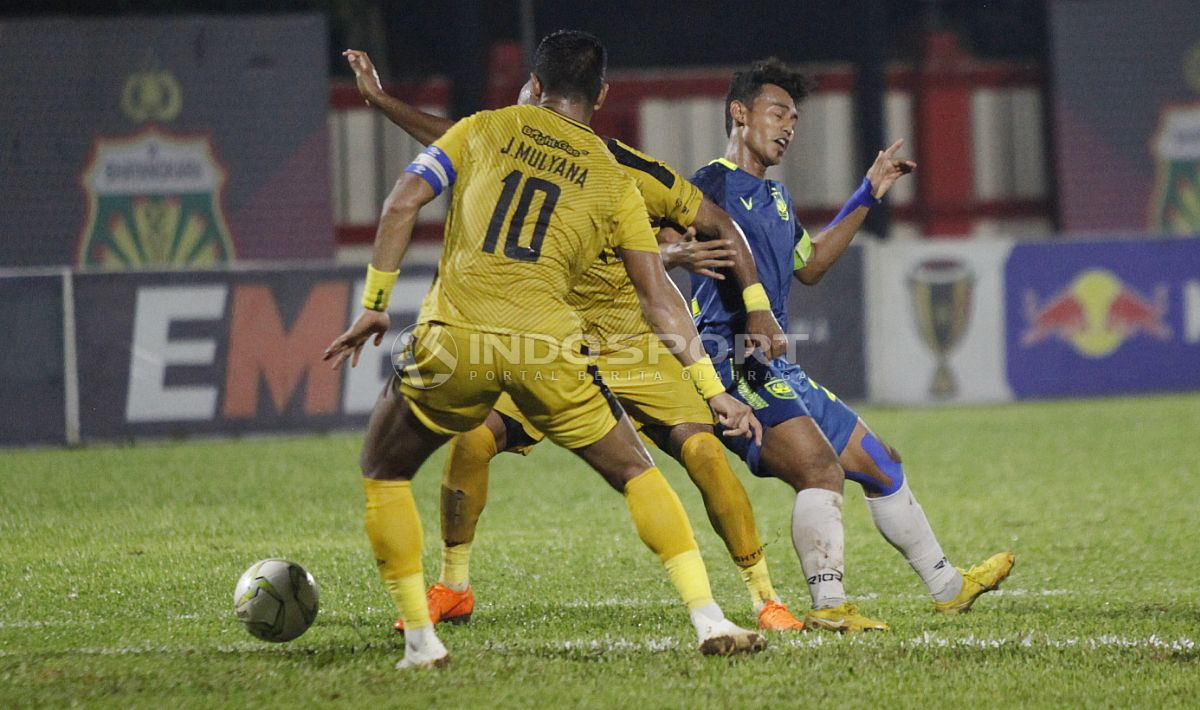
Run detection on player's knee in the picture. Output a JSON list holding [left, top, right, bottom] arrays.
[[451, 423, 501, 466], [851, 432, 905, 496], [678, 429, 723, 466], [679, 432, 744, 495], [882, 439, 902, 464], [815, 458, 845, 491], [669, 423, 713, 459]]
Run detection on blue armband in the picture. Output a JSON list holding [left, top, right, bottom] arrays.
[[404, 145, 457, 198], [826, 177, 880, 229]]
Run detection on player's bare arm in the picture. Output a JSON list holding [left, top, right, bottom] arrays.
[[343, 49, 454, 146], [620, 247, 762, 444], [795, 138, 916, 285], [323, 171, 436, 370]]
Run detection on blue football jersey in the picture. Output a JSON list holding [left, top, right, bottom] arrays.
[[689, 158, 812, 349]]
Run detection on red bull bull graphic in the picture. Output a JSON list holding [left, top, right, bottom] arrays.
[[1006, 240, 1200, 398], [1022, 269, 1171, 358]]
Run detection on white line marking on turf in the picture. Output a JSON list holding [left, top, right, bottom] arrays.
[[902, 632, 1196, 651], [990, 588, 1072, 597], [1, 633, 1194, 659], [0, 620, 59, 628], [558, 597, 677, 609]]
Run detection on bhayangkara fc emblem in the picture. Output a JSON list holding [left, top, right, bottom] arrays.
[[78, 128, 236, 268]]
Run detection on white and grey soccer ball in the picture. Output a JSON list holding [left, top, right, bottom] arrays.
[[233, 559, 319, 642]]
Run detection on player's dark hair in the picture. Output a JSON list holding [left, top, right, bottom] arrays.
[[532, 29, 607, 103], [724, 57, 814, 135]]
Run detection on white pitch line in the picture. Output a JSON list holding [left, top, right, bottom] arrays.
[[902, 632, 1196, 651], [1, 633, 1194, 659], [989, 588, 1072, 597]]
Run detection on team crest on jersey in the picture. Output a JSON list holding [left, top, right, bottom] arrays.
[[770, 185, 789, 221], [764, 377, 797, 399], [78, 128, 236, 268], [1149, 104, 1200, 234]]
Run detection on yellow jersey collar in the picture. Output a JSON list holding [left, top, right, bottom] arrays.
[[708, 157, 740, 171], [534, 105, 597, 135]]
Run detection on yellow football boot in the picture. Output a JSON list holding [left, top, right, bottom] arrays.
[[804, 603, 890, 633], [934, 551, 1015, 615]]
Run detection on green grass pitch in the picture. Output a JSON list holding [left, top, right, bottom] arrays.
[[2, 394, 1198, 707]]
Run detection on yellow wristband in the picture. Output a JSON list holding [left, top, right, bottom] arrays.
[[684, 356, 726, 400], [362, 264, 400, 311], [742, 283, 770, 312]]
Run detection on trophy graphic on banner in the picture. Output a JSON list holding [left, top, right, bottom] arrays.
[[908, 259, 974, 399]]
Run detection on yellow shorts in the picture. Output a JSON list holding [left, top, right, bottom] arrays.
[[493, 333, 713, 454], [397, 322, 622, 450]]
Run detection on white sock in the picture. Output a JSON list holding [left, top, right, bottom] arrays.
[[791, 488, 847, 609], [865, 480, 962, 602], [404, 623, 443, 656], [688, 602, 726, 638]]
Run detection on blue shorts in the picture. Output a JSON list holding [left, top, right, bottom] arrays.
[[773, 359, 859, 456], [715, 356, 860, 476]]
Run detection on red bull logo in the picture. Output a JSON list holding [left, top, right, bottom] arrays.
[[1022, 269, 1171, 358]]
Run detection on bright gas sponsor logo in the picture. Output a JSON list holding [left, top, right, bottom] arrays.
[[1021, 269, 1171, 358]]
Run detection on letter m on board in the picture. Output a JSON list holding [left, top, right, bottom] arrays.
[[223, 282, 348, 417]]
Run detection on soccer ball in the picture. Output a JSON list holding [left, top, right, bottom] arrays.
[[233, 559, 319, 642]]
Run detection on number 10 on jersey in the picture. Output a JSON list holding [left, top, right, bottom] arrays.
[[482, 169, 561, 263]]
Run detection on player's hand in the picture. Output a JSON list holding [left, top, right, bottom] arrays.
[[659, 226, 733, 279], [324, 309, 390, 370], [708, 392, 763, 445], [343, 49, 384, 106], [865, 139, 917, 200], [744, 309, 789, 360]]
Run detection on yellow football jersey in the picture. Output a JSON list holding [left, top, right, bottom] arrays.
[[566, 138, 703, 352], [409, 105, 659, 343]]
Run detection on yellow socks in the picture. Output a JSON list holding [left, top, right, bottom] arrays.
[[440, 542, 473, 592], [440, 423, 495, 546], [363, 478, 431, 629], [678, 433, 777, 605], [679, 433, 764, 567], [664, 549, 716, 610], [739, 558, 779, 611], [384, 573, 430, 630], [624, 467, 714, 609], [437, 423, 496, 591]]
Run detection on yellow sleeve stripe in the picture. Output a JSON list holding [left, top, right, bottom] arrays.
[[793, 229, 813, 270]]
